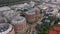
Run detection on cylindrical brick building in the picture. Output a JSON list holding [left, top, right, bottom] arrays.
[[34, 7, 40, 18], [25, 9, 36, 23], [24, 8, 40, 23], [34, 7, 41, 21], [11, 16, 27, 34], [0, 23, 15, 34]]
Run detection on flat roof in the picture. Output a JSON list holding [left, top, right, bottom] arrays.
[[0, 6, 10, 11]]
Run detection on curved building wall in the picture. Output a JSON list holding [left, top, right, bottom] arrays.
[[34, 7, 40, 18], [25, 10, 36, 23], [11, 16, 27, 34], [0, 23, 15, 34], [24, 8, 40, 23]]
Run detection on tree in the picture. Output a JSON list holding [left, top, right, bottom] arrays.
[[0, 0, 30, 7]]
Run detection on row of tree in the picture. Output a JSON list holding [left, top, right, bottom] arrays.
[[0, 0, 30, 7]]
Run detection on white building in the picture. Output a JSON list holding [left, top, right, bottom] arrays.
[[0, 6, 10, 11], [0, 23, 15, 34], [0, 6, 17, 21]]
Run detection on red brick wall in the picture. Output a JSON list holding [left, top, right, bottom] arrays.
[[25, 13, 36, 23], [13, 19, 27, 34], [24, 8, 40, 23], [10, 28, 15, 34], [53, 26, 60, 31], [49, 25, 60, 34], [49, 30, 57, 34], [58, 32, 60, 34]]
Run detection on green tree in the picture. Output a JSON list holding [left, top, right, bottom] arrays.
[[0, 0, 30, 6]]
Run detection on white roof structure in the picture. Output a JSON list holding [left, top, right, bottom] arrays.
[[58, 22, 60, 24], [11, 16, 26, 25], [38, 4, 48, 9], [38, 3, 60, 9], [11, 3, 29, 8], [11, 3, 30, 11], [0, 23, 12, 34], [45, 20, 50, 23], [3, 10, 17, 21], [25, 11, 35, 15], [56, 13, 60, 18], [42, 7, 48, 9], [25, 9, 36, 15], [52, 8, 58, 14], [25, 7, 39, 15], [37, 21, 42, 25], [11, 4, 24, 8], [0, 6, 10, 11], [29, 1, 35, 7]]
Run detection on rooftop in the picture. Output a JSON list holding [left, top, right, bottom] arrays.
[[11, 16, 26, 24], [0, 6, 10, 11]]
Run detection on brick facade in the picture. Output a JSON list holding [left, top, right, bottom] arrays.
[[24, 8, 40, 23], [11, 16, 27, 34], [49, 25, 60, 34]]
